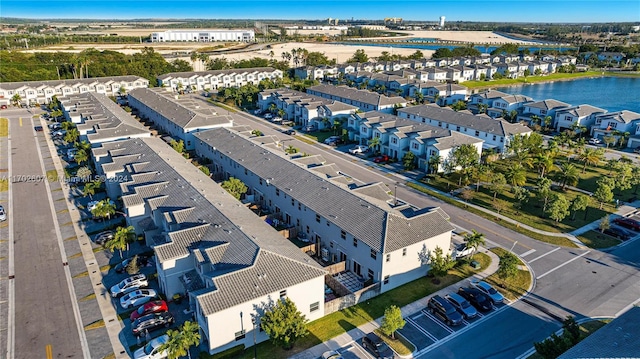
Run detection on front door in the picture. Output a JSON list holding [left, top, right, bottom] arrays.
[[353, 260, 361, 276]]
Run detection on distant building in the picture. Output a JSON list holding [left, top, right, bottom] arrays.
[[439, 16, 446, 27], [157, 67, 283, 92], [150, 29, 255, 42]]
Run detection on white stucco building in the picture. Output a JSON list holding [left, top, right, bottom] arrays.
[[157, 67, 283, 92], [151, 29, 255, 42]]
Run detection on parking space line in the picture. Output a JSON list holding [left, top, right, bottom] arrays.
[[411, 314, 422, 320], [536, 251, 591, 280], [405, 317, 439, 342], [421, 310, 455, 334], [520, 248, 536, 257], [527, 247, 560, 263]]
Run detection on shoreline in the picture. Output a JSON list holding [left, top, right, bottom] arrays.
[[462, 72, 640, 92]]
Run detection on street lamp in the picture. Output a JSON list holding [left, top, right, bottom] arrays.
[[251, 316, 258, 359], [393, 182, 399, 206]]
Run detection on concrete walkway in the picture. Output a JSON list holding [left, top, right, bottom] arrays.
[[289, 250, 501, 359], [570, 200, 640, 236]]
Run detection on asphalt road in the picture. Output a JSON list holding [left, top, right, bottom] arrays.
[[7, 111, 83, 358], [230, 108, 640, 358]]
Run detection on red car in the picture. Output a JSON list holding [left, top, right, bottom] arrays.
[[613, 217, 640, 231], [373, 155, 390, 163], [129, 300, 168, 322]]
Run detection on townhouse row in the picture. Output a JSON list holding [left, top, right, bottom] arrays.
[[156, 67, 284, 92]]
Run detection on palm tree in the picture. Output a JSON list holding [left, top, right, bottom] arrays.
[[555, 163, 580, 190], [533, 151, 556, 178], [284, 145, 298, 154], [160, 321, 201, 359], [428, 155, 442, 174], [463, 230, 486, 258], [577, 147, 603, 173], [11, 93, 21, 107], [74, 149, 89, 165], [64, 128, 80, 144], [367, 136, 381, 154], [91, 199, 116, 220], [83, 180, 101, 200], [505, 164, 527, 187], [104, 225, 135, 257]]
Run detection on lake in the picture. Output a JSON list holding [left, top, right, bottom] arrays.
[[495, 77, 640, 113], [333, 41, 573, 54]]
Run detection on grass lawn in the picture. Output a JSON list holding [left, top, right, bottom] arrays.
[[485, 248, 532, 302], [461, 71, 635, 89], [375, 329, 415, 356], [302, 130, 340, 144], [577, 230, 622, 249], [528, 319, 610, 359], [234, 253, 491, 359], [0, 118, 7, 137], [407, 182, 578, 247], [0, 179, 7, 192]]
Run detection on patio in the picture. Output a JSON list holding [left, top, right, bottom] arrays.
[[333, 271, 365, 293]]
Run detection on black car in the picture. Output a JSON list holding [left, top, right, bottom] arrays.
[[115, 254, 153, 274], [282, 129, 296, 136], [458, 287, 493, 313], [361, 332, 394, 359], [94, 230, 114, 245], [603, 227, 632, 240], [132, 312, 174, 336], [427, 295, 463, 326], [34, 126, 43, 132]]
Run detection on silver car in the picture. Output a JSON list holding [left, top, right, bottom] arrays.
[[446, 292, 478, 319], [471, 280, 504, 304], [0, 205, 6, 221], [110, 274, 148, 298], [120, 289, 157, 309]]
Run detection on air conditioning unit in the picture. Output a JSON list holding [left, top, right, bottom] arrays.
[[321, 248, 329, 262]]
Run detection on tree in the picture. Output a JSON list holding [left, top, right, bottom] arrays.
[[512, 186, 530, 212], [199, 166, 210, 176], [90, 199, 116, 220], [427, 246, 455, 284], [402, 151, 417, 170], [221, 177, 247, 200], [64, 128, 80, 143], [577, 147, 604, 173], [160, 321, 201, 359], [547, 193, 571, 222], [536, 177, 553, 214], [261, 297, 308, 349], [532, 151, 556, 178], [562, 316, 581, 345], [599, 215, 610, 233], [104, 225, 135, 257], [75, 166, 92, 180], [593, 180, 614, 209], [554, 163, 580, 190], [169, 139, 185, 154], [285, 145, 298, 155], [380, 305, 406, 340], [492, 198, 507, 215], [570, 194, 590, 220], [347, 49, 369, 63], [11, 93, 21, 106], [534, 332, 572, 359], [460, 188, 474, 205], [603, 134, 616, 148], [463, 230, 486, 258], [505, 164, 527, 187], [450, 100, 467, 111], [497, 251, 519, 280], [450, 144, 480, 186], [367, 136, 381, 153], [74, 149, 89, 165], [83, 179, 102, 200], [488, 173, 507, 199], [126, 255, 140, 275], [427, 155, 442, 174]]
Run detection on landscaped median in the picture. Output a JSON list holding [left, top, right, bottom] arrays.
[[576, 230, 622, 249], [485, 248, 532, 301], [218, 253, 492, 359]]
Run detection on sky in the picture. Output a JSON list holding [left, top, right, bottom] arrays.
[[1, 0, 638, 23]]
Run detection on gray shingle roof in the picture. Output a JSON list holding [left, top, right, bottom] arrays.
[[194, 128, 454, 254], [525, 99, 570, 111], [0, 75, 147, 91], [157, 67, 280, 81], [398, 105, 532, 137], [555, 104, 606, 118], [595, 110, 640, 124], [307, 84, 407, 108], [93, 137, 326, 315]]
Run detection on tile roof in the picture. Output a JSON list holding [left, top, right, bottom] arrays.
[[0, 75, 147, 91], [595, 110, 640, 124], [525, 99, 570, 111], [194, 128, 454, 254], [93, 137, 325, 316], [398, 105, 532, 137], [307, 84, 407, 108]]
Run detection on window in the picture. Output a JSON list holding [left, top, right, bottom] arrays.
[[235, 330, 246, 341], [279, 290, 287, 298], [402, 248, 407, 256], [368, 269, 374, 279], [341, 230, 346, 240], [276, 189, 280, 196], [326, 220, 330, 227], [259, 179, 263, 185], [609, 122, 617, 129], [291, 199, 295, 206], [456, 126, 460, 131], [370, 249, 377, 260], [492, 135, 497, 141], [353, 238, 358, 247], [315, 214, 321, 223], [310, 301, 320, 312], [298, 202, 301, 210], [330, 241, 334, 248], [383, 275, 390, 284], [386, 254, 390, 262], [412, 143, 419, 150], [306, 225, 310, 233], [475, 130, 480, 136]]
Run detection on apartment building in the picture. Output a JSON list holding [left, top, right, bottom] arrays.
[[92, 137, 326, 355], [554, 105, 607, 133], [397, 104, 533, 153], [156, 67, 283, 92], [194, 127, 455, 295], [60, 92, 150, 146], [517, 99, 571, 125], [591, 110, 640, 148], [128, 88, 234, 150], [306, 84, 407, 113], [150, 29, 255, 42], [0, 75, 149, 106], [408, 82, 468, 105], [348, 111, 483, 172]]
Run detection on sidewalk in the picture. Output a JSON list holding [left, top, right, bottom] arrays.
[[289, 250, 501, 359], [570, 201, 640, 236]]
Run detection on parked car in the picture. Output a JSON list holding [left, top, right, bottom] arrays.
[[94, 230, 114, 245], [361, 332, 394, 359], [613, 217, 640, 231], [427, 295, 463, 326], [304, 125, 316, 132], [282, 129, 296, 136], [52, 129, 66, 138], [34, 126, 43, 132], [588, 138, 602, 145], [323, 136, 342, 146], [373, 155, 390, 163], [120, 289, 157, 309], [0, 105, 7, 109], [130, 300, 169, 322], [349, 145, 368, 154], [271, 117, 283, 123], [263, 113, 273, 120], [445, 293, 478, 319], [634, 147, 640, 154], [132, 312, 174, 336], [321, 350, 344, 359], [133, 334, 168, 359], [603, 227, 632, 240], [457, 287, 493, 312], [451, 243, 474, 259], [110, 274, 148, 298], [470, 280, 504, 304], [48, 123, 61, 130], [0, 205, 6, 221], [115, 254, 153, 274], [253, 109, 262, 115]]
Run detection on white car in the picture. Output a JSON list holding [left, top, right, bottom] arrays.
[[349, 145, 368, 154], [322, 350, 344, 359], [0, 205, 6, 221], [452, 243, 474, 259], [588, 138, 602, 145], [470, 280, 504, 304], [110, 274, 148, 298], [120, 289, 157, 309], [88, 199, 115, 212], [133, 334, 168, 359], [263, 113, 273, 120]]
